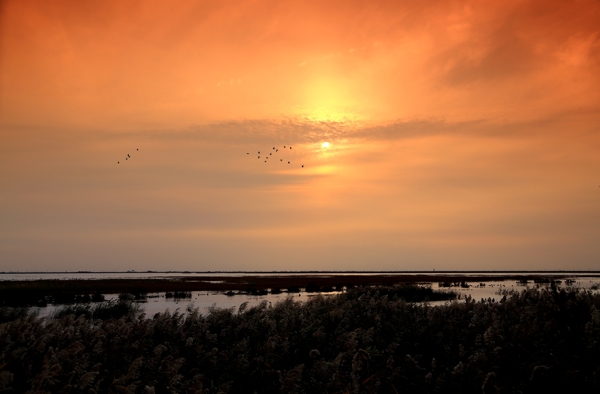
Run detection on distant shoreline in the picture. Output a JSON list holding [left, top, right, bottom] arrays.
[[3, 270, 600, 274]]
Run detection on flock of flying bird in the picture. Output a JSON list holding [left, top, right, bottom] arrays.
[[248, 145, 304, 168], [117, 148, 138, 164], [116, 145, 304, 168]]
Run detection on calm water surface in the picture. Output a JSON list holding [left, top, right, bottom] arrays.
[[3, 272, 598, 317]]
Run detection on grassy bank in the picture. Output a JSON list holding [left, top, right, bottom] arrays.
[[0, 285, 598, 393]]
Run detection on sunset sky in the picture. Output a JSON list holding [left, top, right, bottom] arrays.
[[1, 0, 599, 271]]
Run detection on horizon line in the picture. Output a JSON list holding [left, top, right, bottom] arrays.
[[3, 270, 600, 274]]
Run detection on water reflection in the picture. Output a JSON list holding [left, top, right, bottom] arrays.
[[34, 277, 600, 317], [428, 277, 600, 306]]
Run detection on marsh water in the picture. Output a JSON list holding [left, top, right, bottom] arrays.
[[2, 272, 599, 317]]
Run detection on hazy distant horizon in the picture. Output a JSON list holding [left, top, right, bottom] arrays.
[[3, 270, 600, 275], [1, 0, 599, 272]]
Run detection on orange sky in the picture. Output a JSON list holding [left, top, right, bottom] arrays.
[[1, 0, 599, 271]]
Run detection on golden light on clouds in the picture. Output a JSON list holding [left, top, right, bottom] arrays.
[[296, 76, 366, 123], [1, 0, 600, 271]]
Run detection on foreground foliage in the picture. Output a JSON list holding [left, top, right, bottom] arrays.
[[0, 285, 599, 393]]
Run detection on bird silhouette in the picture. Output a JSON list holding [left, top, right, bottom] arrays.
[[249, 144, 306, 169], [136, 148, 139, 151], [118, 161, 120, 164]]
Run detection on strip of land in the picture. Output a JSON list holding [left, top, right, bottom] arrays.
[[1, 273, 592, 306]]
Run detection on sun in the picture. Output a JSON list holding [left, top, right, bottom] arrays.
[[321, 142, 330, 149]]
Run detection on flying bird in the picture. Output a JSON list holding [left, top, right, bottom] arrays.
[[288, 161, 290, 164], [136, 148, 139, 151], [118, 161, 120, 164], [302, 165, 304, 168]]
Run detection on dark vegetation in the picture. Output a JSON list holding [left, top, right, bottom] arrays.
[[0, 307, 32, 325], [438, 282, 471, 288], [0, 285, 599, 393], [165, 291, 192, 299], [50, 301, 142, 321], [0, 274, 578, 307]]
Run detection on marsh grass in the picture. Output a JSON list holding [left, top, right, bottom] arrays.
[[0, 285, 598, 393], [347, 283, 457, 302], [0, 306, 37, 324], [51, 300, 142, 320]]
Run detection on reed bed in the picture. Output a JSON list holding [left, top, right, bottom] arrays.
[[51, 301, 142, 321], [0, 285, 598, 393]]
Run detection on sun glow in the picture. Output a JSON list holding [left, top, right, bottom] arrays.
[[295, 76, 369, 123], [321, 142, 330, 149]]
